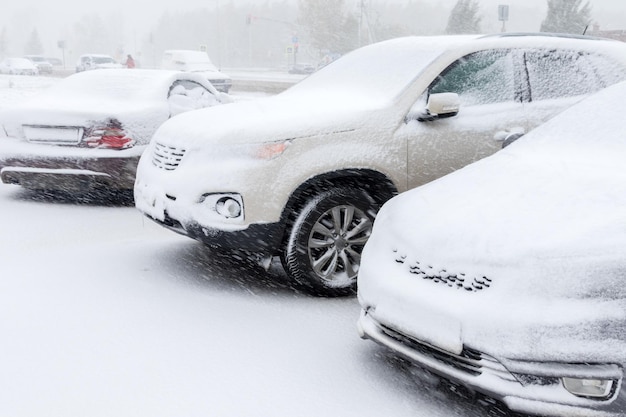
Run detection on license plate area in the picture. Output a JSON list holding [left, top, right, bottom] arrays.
[[23, 125, 84, 145]]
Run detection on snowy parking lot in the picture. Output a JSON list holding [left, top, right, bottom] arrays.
[[0, 74, 530, 417]]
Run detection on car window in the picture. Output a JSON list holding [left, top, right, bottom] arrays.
[[429, 49, 516, 106], [168, 80, 218, 116], [524, 49, 623, 101]]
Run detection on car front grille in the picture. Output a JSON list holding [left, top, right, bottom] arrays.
[[152, 142, 186, 170], [379, 322, 483, 376], [378, 321, 517, 382]]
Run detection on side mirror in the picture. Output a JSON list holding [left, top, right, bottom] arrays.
[[418, 92, 460, 122]]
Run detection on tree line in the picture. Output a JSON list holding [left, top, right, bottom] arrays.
[[0, 0, 595, 68]]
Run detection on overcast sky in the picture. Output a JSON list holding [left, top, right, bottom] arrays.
[[2, 0, 626, 60]]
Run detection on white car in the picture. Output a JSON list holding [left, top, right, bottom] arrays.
[[357, 81, 626, 416], [24, 55, 53, 74], [161, 50, 232, 93], [76, 54, 123, 72], [134, 34, 626, 296], [0, 58, 39, 76], [0, 69, 230, 193]]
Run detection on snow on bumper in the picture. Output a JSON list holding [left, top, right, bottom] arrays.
[[0, 139, 145, 191], [358, 310, 625, 417]]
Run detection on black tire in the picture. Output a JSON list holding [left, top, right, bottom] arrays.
[[282, 187, 377, 297]]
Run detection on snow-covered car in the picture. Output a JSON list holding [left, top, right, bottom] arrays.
[[356, 81, 626, 416], [161, 50, 232, 93], [0, 58, 39, 76], [0, 69, 230, 193], [134, 34, 626, 296], [24, 55, 53, 74], [75, 54, 123, 72]]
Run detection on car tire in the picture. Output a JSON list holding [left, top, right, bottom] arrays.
[[282, 187, 377, 297]]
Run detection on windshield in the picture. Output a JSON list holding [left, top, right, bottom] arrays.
[[92, 56, 116, 64], [281, 37, 458, 104]]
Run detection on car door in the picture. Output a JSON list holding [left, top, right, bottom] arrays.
[[522, 48, 626, 130], [399, 49, 527, 189]]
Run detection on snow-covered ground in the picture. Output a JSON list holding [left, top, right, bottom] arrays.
[[0, 74, 525, 417]]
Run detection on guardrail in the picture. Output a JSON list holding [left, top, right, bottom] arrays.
[[50, 68, 303, 94]]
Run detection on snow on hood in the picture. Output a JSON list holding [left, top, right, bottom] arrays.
[[360, 81, 626, 362], [377, 80, 626, 294], [150, 92, 381, 148]]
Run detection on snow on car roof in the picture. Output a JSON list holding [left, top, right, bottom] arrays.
[[284, 34, 626, 106]]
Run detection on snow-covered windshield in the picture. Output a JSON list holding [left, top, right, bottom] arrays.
[[282, 37, 458, 104], [92, 56, 116, 64], [185, 62, 219, 72]]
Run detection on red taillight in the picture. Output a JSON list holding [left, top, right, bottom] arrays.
[[85, 127, 135, 149]]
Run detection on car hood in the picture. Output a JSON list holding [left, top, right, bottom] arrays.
[[359, 83, 626, 362], [151, 92, 386, 148], [376, 124, 626, 301]]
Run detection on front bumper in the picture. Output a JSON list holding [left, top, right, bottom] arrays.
[[358, 310, 625, 416], [145, 210, 284, 253]]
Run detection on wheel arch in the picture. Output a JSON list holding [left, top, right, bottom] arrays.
[[274, 168, 399, 255]]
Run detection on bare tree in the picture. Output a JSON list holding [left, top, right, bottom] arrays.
[[445, 0, 482, 34], [24, 29, 44, 55], [540, 0, 592, 34], [0, 26, 7, 58], [298, 0, 358, 54]]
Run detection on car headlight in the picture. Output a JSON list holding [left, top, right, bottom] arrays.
[[250, 140, 291, 160], [562, 377, 614, 398]]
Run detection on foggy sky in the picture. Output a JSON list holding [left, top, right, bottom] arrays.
[[2, 0, 626, 63]]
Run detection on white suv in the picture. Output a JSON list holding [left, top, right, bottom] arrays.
[[135, 34, 626, 296]]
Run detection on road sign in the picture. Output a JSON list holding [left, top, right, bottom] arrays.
[[498, 4, 509, 21]]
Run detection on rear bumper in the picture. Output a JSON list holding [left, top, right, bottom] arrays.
[[0, 154, 140, 191]]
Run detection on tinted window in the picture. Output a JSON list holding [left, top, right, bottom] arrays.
[[430, 50, 516, 106]]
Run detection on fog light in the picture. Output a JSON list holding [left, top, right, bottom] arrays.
[[215, 197, 242, 218], [562, 377, 613, 398]]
